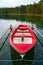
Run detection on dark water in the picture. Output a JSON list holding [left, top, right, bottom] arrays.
[[0, 16, 43, 65]]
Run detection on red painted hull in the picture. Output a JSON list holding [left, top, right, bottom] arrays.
[[9, 25, 36, 54]]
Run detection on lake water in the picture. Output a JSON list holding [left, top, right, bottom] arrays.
[[0, 16, 43, 65]]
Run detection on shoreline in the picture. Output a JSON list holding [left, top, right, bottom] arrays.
[[0, 14, 43, 17], [14, 14, 43, 17]]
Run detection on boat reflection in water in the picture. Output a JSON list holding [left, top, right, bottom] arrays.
[[10, 46, 34, 65]]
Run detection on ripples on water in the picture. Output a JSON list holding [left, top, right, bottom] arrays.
[[0, 19, 43, 65]]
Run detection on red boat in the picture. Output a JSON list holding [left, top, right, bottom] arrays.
[[9, 25, 36, 54]]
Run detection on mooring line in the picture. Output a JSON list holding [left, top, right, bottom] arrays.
[[33, 30, 43, 47], [34, 29, 43, 38], [0, 59, 43, 62], [0, 33, 10, 51]]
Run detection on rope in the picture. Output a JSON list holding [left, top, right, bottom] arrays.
[[33, 30, 43, 47], [0, 32, 10, 51], [0, 59, 43, 62]]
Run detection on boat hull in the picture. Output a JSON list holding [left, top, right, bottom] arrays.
[[9, 25, 36, 54]]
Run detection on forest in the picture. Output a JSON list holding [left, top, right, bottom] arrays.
[[0, 0, 43, 16]]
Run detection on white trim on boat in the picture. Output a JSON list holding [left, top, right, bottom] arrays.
[[17, 29, 29, 32], [13, 38, 32, 44], [14, 32, 31, 36]]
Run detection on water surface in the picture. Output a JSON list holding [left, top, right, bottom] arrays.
[[0, 16, 43, 65]]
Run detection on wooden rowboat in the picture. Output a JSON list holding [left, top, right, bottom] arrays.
[[9, 25, 36, 54]]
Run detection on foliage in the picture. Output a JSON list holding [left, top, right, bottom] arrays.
[[0, 0, 43, 15]]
